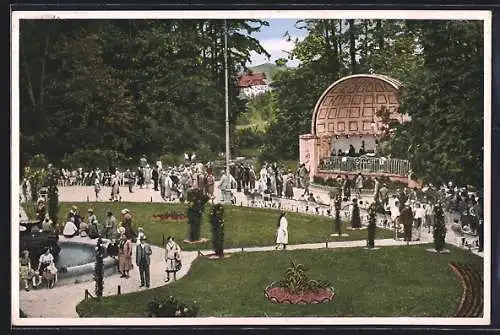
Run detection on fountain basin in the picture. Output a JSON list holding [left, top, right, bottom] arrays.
[[55, 236, 118, 286]]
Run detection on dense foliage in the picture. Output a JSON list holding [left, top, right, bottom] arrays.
[[20, 19, 483, 187], [388, 21, 483, 186], [263, 19, 483, 187], [20, 19, 270, 168]]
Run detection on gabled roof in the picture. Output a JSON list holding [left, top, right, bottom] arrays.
[[237, 72, 267, 88]]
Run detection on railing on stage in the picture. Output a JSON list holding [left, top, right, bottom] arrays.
[[319, 156, 411, 176]]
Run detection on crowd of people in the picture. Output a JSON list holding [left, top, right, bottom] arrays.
[[19, 156, 484, 293]]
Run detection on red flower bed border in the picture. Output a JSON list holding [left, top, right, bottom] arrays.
[[264, 282, 335, 304]]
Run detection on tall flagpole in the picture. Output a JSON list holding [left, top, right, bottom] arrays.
[[224, 19, 230, 175]]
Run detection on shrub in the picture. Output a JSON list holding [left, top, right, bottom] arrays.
[[186, 188, 210, 241], [94, 238, 105, 298], [24, 166, 48, 202], [233, 127, 267, 149], [363, 176, 375, 189], [433, 203, 446, 252], [61, 149, 129, 170], [147, 296, 199, 317], [367, 202, 377, 248], [47, 166, 60, 226], [351, 201, 362, 229], [28, 154, 49, 170], [209, 203, 225, 257], [313, 176, 325, 185], [334, 195, 342, 235], [325, 178, 337, 187]]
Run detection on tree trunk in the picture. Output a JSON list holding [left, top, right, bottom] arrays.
[[348, 19, 357, 74], [39, 31, 50, 107]]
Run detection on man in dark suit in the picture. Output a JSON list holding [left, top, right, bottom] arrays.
[[136, 235, 153, 288], [152, 166, 159, 191], [400, 202, 414, 245]]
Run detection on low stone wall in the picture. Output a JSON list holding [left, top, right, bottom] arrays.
[[57, 256, 117, 286]]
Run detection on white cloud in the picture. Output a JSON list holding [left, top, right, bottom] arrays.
[[247, 37, 305, 68]]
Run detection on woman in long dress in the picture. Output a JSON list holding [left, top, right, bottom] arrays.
[[20, 250, 34, 291], [117, 234, 133, 278], [205, 171, 215, 198], [284, 172, 294, 199], [259, 166, 268, 195], [164, 236, 181, 282], [275, 212, 289, 250]]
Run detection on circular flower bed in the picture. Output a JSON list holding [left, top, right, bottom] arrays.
[[151, 212, 188, 222], [264, 282, 335, 304]]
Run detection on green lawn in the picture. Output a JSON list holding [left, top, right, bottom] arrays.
[[24, 202, 393, 251], [76, 244, 483, 317]]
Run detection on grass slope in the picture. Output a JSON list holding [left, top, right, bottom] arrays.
[[76, 244, 483, 317]]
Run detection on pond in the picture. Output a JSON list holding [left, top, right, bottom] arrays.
[[56, 242, 96, 268]]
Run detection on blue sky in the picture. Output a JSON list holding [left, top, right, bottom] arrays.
[[246, 19, 307, 68]]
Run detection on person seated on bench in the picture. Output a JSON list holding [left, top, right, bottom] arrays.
[[62, 217, 78, 238], [79, 220, 89, 237], [87, 209, 100, 239], [33, 247, 58, 289], [41, 214, 54, 232]]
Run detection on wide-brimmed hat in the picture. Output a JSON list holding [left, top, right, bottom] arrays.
[[88, 208, 93, 213], [72, 205, 78, 210], [121, 208, 129, 214]]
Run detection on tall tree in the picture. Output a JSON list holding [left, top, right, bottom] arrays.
[[19, 19, 270, 165], [387, 20, 483, 186]]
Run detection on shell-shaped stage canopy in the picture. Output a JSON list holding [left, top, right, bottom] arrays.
[[311, 74, 406, 137]]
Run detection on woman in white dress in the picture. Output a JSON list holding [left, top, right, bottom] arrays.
[[34, 247, 58, 288], [259, 166, 268, 196], [275, 211, 289, 250], [164, 236, 181, 282]]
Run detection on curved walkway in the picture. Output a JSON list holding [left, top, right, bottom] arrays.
[[19, 237, 198, 318], [18, 182, 483, 318], [19, 237, 428, 318]]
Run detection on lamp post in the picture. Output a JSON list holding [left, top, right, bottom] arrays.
[[224, 19, 230, 175]]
